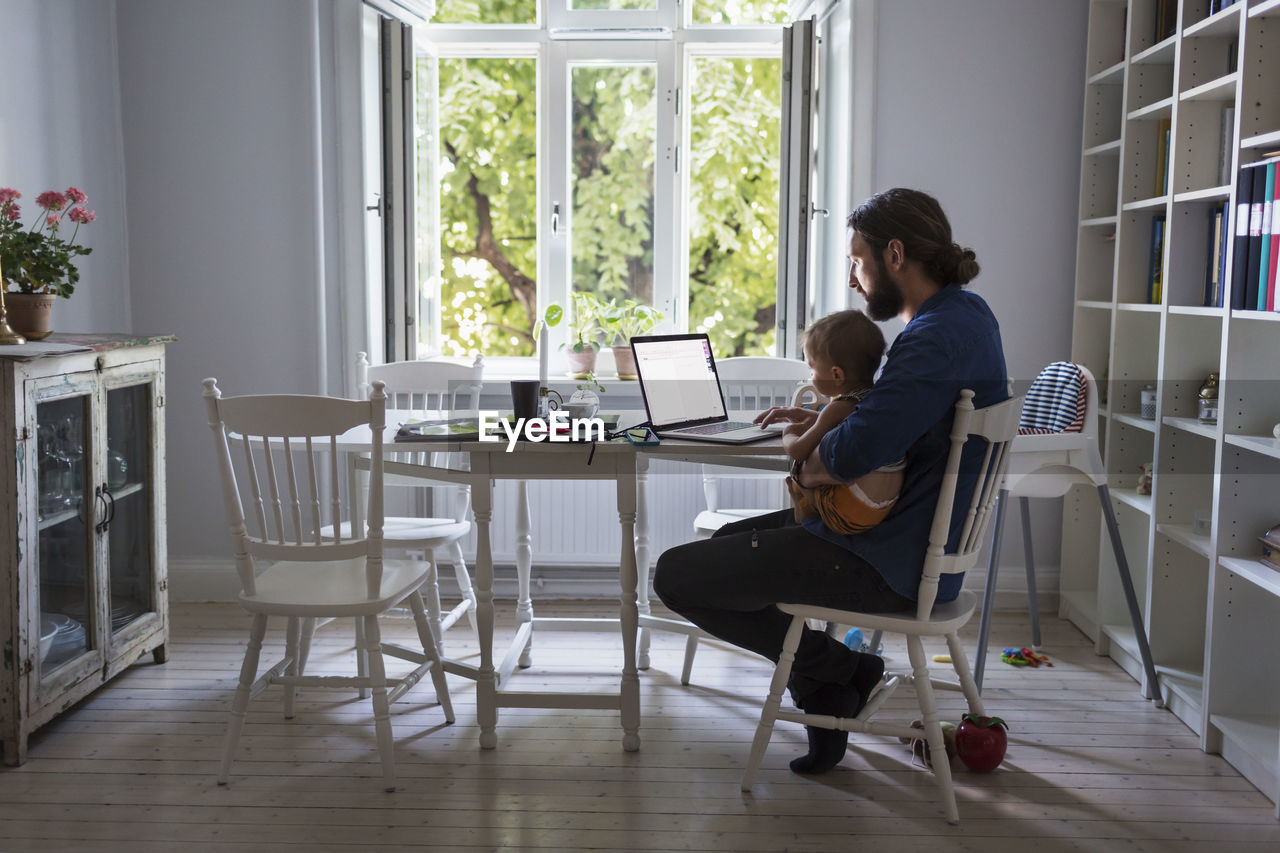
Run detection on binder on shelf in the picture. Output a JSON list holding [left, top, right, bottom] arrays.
[[1148, 213, 1165, 305], [1259, 161, 1276, 311], [1229, 159, 1273, 310], [1245, 164, 1269, 312], [1269, 166, 1280, 312]]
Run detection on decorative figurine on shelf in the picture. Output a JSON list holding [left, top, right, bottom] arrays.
[[1136, 462, 1154, 495], [1197, 372, 1219, 424], [1260, 524, 1280, 572], [1140, 385, 1156, 420]]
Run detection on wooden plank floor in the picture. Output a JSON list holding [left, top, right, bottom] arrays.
[[1, 601, 1277, 852]]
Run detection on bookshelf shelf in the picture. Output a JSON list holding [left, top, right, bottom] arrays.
[[1127, 96, 1174, 121], [1249, 0, 1280, 20], [1167, 304, 1225, 317], [1179, 73, 1237, 103], [1088, 60, 1126, 85], [1083, 139, 1123, 157], [1223, 433, 1280, 461], [1131, 36, 1176, 65], [1241, 129, 1280, 151], [1113, 412, 1157, 432], [1172, 185, 1230, 203], [1185, 5, 1245, 38], [1157, 522, 1213, 559], [1073, 1, 1280, 811], [1080, 214, 1119, 228], [1162, 416, 1217, 440], [1121, 195, 1168, 211], [1218, 557, 1280, 596]]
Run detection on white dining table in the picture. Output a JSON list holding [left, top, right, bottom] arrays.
[[334, 409, 790, 751]]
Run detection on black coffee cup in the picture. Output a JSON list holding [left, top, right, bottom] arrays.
[[510, 380, 540, 420]]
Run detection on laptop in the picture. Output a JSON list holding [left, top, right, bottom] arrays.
[[630, 333, 785, 444]]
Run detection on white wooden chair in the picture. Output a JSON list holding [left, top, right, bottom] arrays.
[[691, 356, 811, 537], [741, 390, 1022, 825], [350, 352, 483, 653], [203, 378, 454, 791], [972, 363, 1162, 702]]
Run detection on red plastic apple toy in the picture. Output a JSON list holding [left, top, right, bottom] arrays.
[[955, 713, 1008, 772]]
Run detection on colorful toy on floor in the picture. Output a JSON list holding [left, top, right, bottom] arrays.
[[1000, 646, 1052, 667]]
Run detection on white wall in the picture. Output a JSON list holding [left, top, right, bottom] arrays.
[[873, 0, 1089, 589], [0, 0, 130, 332]]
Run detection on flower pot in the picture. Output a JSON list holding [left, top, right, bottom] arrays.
[[5, 293, 56, 340], [612, 345, 638, 380], [566, 347, 598, 379]]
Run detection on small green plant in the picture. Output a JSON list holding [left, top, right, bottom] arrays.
[[576, 371, 605, 395], [602, 298, 663, 345], [536, 292, 608, 354]]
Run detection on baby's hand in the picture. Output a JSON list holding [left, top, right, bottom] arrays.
[[754, 406, 818, 428]]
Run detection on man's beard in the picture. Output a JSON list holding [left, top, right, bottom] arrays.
[[863, 253, 905, 321]]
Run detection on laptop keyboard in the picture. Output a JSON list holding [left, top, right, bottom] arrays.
[[677, 421, 757, 435]]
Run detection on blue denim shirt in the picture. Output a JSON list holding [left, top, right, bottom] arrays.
[[807, 286, 1008, 603]]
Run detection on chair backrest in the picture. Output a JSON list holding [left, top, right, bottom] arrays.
[[1018, 361, 1092, 436], [715, 356, 810, 411], [701, 357, 810, 513], [916, 390, 1023, 618], [203, 378, 388, 600], [356, 352, 484, 415]]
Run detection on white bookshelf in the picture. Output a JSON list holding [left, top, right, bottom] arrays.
[[1070, 0, 1280, 816]]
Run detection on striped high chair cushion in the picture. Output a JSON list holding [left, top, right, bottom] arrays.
[[1018, 362, 1087, 435]]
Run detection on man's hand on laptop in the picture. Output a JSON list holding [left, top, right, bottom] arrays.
[[754, 406, 818, 429]]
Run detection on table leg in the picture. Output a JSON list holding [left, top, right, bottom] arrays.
[[635, 454, 652, 670], [616, 460, 642, 752], [472, 456, 498, 749], [515, 479, 534, 668]]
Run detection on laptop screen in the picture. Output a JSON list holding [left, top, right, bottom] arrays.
[[632, 334, 727, 428]]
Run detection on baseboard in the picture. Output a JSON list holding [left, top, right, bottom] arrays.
[[171, 557, 1060, 610]]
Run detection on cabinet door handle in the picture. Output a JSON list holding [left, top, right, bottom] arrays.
[[103, 484, 116, 532], [94, 486, 108, 534]]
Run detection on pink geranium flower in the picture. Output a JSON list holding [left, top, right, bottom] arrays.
[[36, 190, 66, 211], [0, 188, 20, 205], [68, 206, 95, 224], [46, 214, 62, 228], [4, 204, 18, 221], [65, 186, 87, 205]]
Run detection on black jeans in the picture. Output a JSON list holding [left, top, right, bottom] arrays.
[[652, 509, 911, 700]]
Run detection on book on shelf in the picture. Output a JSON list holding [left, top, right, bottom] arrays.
[[1259, 161, 1276, 311], [1205, 203, 1227, 308], [1148, 213, 1165, 305], [1155, 117, 1172, 196], [1269, 165, 1280, 312], [1228, 158, 1278, 309], [1210, 0, 1240, 14], [1245, 163, 1269, 311], [1154, 0, 1177, 42]]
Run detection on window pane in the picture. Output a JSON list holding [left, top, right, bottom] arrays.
[[432, 0, 536, 25], [571, 63, 656, 316], [692, 0, 789, 26], [687, 56, 781, 357], [434, 57, 538, 357]]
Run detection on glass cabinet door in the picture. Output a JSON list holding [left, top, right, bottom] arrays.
[[34, 393, 95, 683], [104, 381, 156, 637]]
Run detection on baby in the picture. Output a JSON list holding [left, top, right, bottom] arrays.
[[784, 310, 905, 534]]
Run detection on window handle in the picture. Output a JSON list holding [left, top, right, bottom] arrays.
[[552, 202, 560, 235]]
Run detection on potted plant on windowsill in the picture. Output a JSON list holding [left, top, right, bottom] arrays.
[[539, 292, 608, 379], [0, 186, 96, 340], [602, 298, 663, 380]]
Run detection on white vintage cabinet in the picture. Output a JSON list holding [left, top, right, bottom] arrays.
[[0, 333, 172, 765]]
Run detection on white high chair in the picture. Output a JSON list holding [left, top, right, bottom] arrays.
[[971, 362, 1162, 704]]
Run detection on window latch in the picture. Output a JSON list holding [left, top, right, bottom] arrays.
[[552, 202, 560, 235]]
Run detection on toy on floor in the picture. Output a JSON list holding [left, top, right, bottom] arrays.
[[1000, 646, 1052, 667], [955, 713, 1008, 772]]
